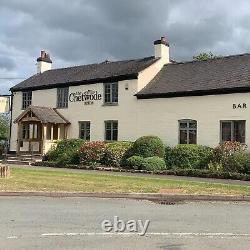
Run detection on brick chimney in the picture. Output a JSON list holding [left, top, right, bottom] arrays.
[[36, 50, 52, 73], [154, 37, 170, 64]]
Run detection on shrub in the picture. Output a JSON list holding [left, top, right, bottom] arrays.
[[102, 141, 133, 167], [126, 156, 145, 170], [46, 139, 85, 165], [126, 155, 166, 171], [212, 141, 246, 163], [131, 136, 165, 158], [211, 141, 250, 174], [165, 144, 213, 169], [142, 156, 166, 171], [79, 141, 106, 166]]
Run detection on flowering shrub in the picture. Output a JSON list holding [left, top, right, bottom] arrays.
[[213, 141, 246, 159], [102, 141, 133, 167], [79, 141, 106, 166], [211, 141, 249, 174]]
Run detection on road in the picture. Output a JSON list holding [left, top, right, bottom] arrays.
[[0, 197, 249, 250]]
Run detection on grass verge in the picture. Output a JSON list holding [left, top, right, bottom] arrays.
[[0, 167, 249, 195]]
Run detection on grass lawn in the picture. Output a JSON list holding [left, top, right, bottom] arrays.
[[0, 167, 249, 195]]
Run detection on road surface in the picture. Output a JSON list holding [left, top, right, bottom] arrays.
[[0, 197, 249, 249]]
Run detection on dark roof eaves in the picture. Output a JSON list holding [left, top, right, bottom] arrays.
[[136, 86, 250, 99], [10, 73, 139, 92]]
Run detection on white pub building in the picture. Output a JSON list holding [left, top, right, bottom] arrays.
[[9, 37, 250, 154]]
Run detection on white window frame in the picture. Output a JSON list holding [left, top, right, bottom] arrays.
[[178, 119, 197, 144], [22, 91, 32, 110], [104, 82, 118, 105], [57, 87, 69, 108]]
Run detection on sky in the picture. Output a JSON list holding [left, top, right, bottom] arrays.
[[1, 0, 250, 94]]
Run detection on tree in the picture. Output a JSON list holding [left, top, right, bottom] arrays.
[[0, 114, 10, 140], [193, 52, 220, 61]]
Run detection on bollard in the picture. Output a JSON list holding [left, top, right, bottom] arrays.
[[0, 165, 10, 178]]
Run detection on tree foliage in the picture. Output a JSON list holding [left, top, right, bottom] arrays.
[[0, 114, 10, 140], [193, 52, 220, 61]]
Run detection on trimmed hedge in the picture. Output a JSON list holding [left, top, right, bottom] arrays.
[[126, 155, 166, 171], [102, 141, 133, 167], [165, 144, 213, 169], [131, 136, 165, 158], [46, 139, 85, 165]]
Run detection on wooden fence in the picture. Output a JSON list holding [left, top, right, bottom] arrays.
[[0, 165, 10, 178]]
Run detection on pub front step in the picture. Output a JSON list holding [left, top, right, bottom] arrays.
[[4, 154, 43, 165]]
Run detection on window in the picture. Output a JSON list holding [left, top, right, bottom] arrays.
[[179, 119, 197, 144], [22, 124, 38, 139], [57, 87, 69, 108], [221, 120, 245, 143], [22, 124, 30, 139], [22, 91, 32, 109], [79, 121, 90, 140], [104, 82, 118, 104], [105, 121, 118, 141]]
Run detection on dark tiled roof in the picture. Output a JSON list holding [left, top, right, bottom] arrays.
[[11, 56, 158, 91], [136, 53, 250, 98], [14, 106, 70, 124]]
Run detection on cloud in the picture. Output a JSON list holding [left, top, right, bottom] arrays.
[[1, 0, 250, 94]]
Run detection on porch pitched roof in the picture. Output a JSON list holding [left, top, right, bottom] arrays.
[[14, 106, 70, 124]]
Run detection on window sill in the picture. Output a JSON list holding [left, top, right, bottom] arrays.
[[102, 103, 119, 107]]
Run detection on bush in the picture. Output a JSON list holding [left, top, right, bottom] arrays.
[[126, 156, 145, 170], [102, 141, 133, 167], [79, 141, 106, 166], [211, 141, 250, 174], [131, 136, 165, 158], [142, 156, 166, 171], [46, 139, 85, 165], [165, 144, 213, 169], [126, 155, 166, 171]]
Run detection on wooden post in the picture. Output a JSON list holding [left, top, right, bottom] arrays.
[[57, 125, 61, 140], [51, 124, 54, 141], [43, 124, 47, 140], [17, 122, 21, 154], [0, 165, 10, 178]]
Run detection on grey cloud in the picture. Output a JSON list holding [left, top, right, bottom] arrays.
[[1, 0, 250, 94], [0, 56, 15, 70]]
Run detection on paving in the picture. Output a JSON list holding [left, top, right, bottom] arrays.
[[0, 197, 249, 250]]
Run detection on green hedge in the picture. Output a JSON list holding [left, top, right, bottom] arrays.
[[165, 144, 213, 169], [126, 155, 166, 171], [131, 136, 165, 158], [102, 141, 133, 167], [46, 139, 85, 165]]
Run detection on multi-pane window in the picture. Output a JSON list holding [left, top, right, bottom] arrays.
[[79, 121, 90, 141], [104, 82, 118, 104], [221, 120, 245, 143], [179, 119, 197, 144], [57, 87, 69, 108], [105, 121, 118, 141], [22, 123, 30, 139], [22, 91, 32, 109], [22, 124, 38, 139]]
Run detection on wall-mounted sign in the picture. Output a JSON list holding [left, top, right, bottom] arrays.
[[69, 90, 102, 105], [233, 103, 247, 109]]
